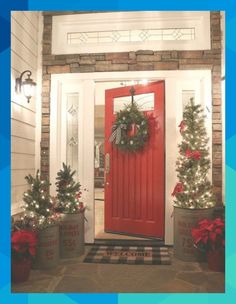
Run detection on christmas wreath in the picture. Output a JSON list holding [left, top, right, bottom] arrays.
[[109, 102, 149, 152]]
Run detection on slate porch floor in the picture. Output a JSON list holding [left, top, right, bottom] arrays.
[[12, 247, 225, 293]]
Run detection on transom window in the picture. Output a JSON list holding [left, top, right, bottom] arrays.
[[52, 11, 210, 54], [67, 28, 195, 45]]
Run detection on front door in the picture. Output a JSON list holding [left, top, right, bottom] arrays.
[[104, 81, 165, 238]]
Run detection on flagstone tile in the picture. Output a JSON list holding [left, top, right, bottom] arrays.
[[176, 271, 207, 286], [157, 278, 200, 293], [204, 272, 225, 293], [53, 275, 102, 293], [64, 262, 99, 276], [11, 245, 225, 293]]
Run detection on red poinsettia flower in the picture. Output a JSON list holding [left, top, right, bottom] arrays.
[[11, 230, 37, 258], [191, 217, 225, 252], [171, 183, 184, 196]]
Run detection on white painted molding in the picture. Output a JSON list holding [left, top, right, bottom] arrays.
[[52, 11, 211, 54], [50, 70, 212, 245], [35, 12, 43, 172]]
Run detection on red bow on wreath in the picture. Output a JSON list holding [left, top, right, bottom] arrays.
[[171, 182, 184, 196]]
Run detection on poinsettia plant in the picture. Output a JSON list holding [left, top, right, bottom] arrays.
[[191, 217, 225, 252], [11, 230, 37, 261]]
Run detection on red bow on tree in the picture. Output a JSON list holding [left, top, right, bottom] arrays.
[[171, 182, 184, 196], [191, 151, 201, 160], [185, 149, 201, 160], [185, 149, 192, 158], [75, 191, 82, 200], [178, 120, 186, 133]]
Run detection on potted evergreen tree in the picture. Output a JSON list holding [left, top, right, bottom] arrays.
[[21, 170, 59, 269], [55, 163, 86, 258], [172, 98, 216, 261]]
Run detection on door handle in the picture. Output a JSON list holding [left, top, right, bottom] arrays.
[[105, 153, 110, 174]]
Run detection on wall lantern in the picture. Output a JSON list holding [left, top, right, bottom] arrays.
[[15, 70, 36, 103]]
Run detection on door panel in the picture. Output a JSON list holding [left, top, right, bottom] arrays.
[[105, 81, 165, 238]]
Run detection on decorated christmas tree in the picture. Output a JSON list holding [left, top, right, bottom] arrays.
[[22, 170, 54, 228], [55, 163, 83, 213], [172, 98, 215, 209]]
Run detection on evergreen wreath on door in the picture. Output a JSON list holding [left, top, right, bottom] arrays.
[[109, 87, 149, 152]]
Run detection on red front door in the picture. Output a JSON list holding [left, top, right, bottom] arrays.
[[104, 81, 165, 238]]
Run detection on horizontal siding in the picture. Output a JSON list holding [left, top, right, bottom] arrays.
[[12, 169, 35, 187], [11, 153, 35, 170], [11, 137, 35, 155], [22, 11, 39, 31], [12, 12, 38, 43], [11, 120, 35, 141], [11, 101, 36, 126], [11, 17, 38, 55], [11, 11, 40, 215], [11, 34, 37, 70]]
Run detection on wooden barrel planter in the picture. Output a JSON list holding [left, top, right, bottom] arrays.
[[59, 212, 85, 258], [35, 224, 59, 269], [174, 206, 214, 261]]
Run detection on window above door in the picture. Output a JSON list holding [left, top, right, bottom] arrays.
[[52, 11, 211, 54]]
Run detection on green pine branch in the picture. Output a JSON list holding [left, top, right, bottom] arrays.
[[174, 98, 216, 209]]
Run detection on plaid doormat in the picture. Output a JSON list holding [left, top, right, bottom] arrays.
[[83, 245, 171, 265]]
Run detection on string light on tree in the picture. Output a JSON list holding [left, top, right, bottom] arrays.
[[172, 98, 215, 209], [55, 163, 83, 214], [21, 170, 55, 228]]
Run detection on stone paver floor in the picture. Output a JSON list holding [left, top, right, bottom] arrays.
[[12, 247, 225, 293]]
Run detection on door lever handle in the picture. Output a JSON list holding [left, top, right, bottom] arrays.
[[105, 153, 110, 174]]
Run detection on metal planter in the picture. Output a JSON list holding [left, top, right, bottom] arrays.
[[35, 224, 59, 269], [59, 212, 85, 258], [174, 206, 214, 261]]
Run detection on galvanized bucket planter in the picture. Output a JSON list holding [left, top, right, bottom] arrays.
[[35, 224, 59, 269], [59, 212, 85, 258], [174, 206, 214, 261]]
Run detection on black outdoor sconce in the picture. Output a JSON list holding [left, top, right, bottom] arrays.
[[15, 70, 36, 103]]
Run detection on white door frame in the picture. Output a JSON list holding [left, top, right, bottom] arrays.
[[50, 70, 212, 244]]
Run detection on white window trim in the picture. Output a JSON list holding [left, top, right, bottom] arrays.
[[52, 11, 211, 54], [50, 70, 212, 245]]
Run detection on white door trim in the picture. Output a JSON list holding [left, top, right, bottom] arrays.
[[50, 70, 212, 244]]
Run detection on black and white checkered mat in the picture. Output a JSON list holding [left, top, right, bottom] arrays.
[[83, 245, 171, 265]]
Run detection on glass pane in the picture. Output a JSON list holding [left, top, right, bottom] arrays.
[[66, 93, 79, 179], [182, 90, 195, 111], [67, 27, 195, 45], [113, 92, 154, 113]]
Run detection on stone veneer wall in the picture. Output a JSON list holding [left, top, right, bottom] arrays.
[[41, 11, 223, 203]]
